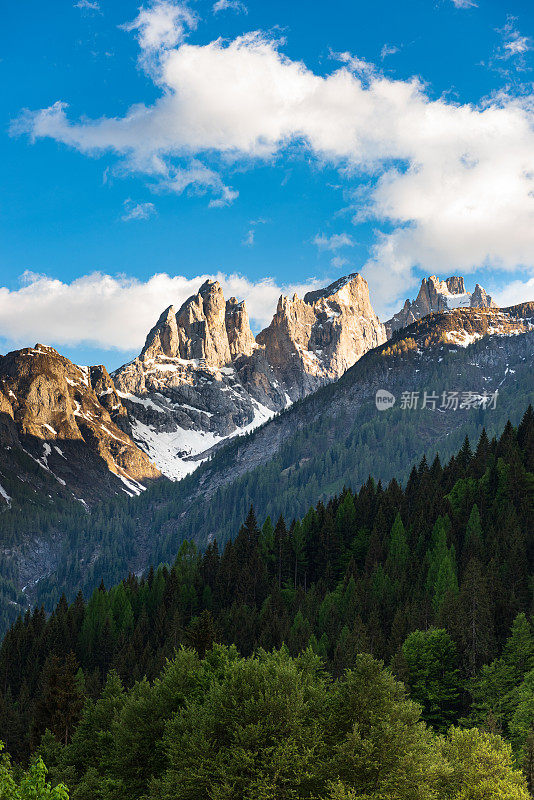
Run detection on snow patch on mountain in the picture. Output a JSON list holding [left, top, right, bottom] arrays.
[[130, 398, 275, 480]]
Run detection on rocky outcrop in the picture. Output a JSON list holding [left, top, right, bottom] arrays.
[[142, 306, 180, 360], [471, 283, 497, 309], [386, 275, 497, 336], [113, 273, 386, 479], [0, 345, 160, 504], [257, 274, 386, 399], [226, 298, 256, 359], [175, 280, 231, 368]]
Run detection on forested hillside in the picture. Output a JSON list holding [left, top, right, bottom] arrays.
[[0, 321, 532, 635], [1, 409, 533, 798]]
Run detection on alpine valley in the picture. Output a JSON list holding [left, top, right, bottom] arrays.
[[0, 271, 531, 629], [1, 270, 534, 800]]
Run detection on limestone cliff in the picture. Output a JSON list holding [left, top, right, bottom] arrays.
[[0, 345, 160, 504], [113, 274, 386, 478], [258, 274, 386, 399]]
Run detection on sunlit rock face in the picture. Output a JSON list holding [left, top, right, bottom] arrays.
[[113, 274, 386, 478], [386, 275, 497, 336]]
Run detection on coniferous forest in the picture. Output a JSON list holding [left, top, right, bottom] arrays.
[[0, 408, 533, 798]]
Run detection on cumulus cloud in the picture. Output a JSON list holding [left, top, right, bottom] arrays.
[[121, 199, 157, 221], [0, 272, 323, 352], [12, 7, 534, 309], [493, 276, 534, 308], [314, 233, 354, 251], [213, 0, 248, 14]]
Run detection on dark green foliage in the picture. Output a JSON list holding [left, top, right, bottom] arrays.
[[0, 411, 532, 776], [8, 648, 532, 800], [401, 629, 461, 732]]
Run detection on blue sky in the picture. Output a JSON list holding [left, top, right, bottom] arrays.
[[2, 0, 534, 369]]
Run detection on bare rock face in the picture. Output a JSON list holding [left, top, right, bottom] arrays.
[[386, 275, 497, 336], [226, 298, 256, 358], [113, 282, 286, 480], [142, 306, 180, 360], [113, 273, 386, 479], [174, 281, 232, 369], [0, 345, 160, 504], [258, 274, 386, 399], [471, 283, 497, 309]]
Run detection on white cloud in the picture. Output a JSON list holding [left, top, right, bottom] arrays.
[[121, 1, 197, 55], [242, 218, 268, 247], [121, 199, 157, 221], [380, 44, 399, 60], [213, 0, 248, 14], [0, 272, 323, 352], [501, 18, 532, 59], [450, 0, 477, 8], [74, 0, 101, 11], [331, 255, 349, 270], [13, 17, 534, 311], [505, 37, 531, 56], [314, 233, 354, 251], [489, 17, 533, 70], [492, 276, 534, 307], [154, 160, 238, 206]]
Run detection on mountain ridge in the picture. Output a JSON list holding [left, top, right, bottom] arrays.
[[112, 272, 386, 478], [0, 275, 529, 514], [386, 274, 497, 336], [1, 299, 531, 633]]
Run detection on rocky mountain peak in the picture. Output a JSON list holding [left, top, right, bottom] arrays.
[[445, 276, 466, 295], [113, 272, 386, 479], [303, 273, 362, 305], [471, 283, 497, 309], [141, 305, 179, 360], [198, 278, 221, 297], [0, 345, 160, 503], [225, 297, 256, 358], [175, 280, 230, 369], [257, 273, 386, 399], [386, 274, 497, 335]]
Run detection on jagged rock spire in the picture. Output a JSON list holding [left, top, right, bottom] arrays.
[[386, 274, 498, 335]]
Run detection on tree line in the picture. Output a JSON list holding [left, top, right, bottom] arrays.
[[0, 407, 532, 796]]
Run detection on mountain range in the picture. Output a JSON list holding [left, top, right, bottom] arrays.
[[112, 273, 385, 479], [0, 271, 532, 630], [0, 272, 505, 503]]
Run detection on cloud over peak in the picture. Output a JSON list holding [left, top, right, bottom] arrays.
[[0, 272, 324, 353]]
